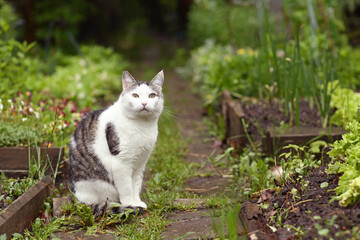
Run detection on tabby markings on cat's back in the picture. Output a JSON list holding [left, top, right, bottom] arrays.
[[68, 109, 111, 184]]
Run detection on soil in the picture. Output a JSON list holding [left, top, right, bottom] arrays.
[[234, 98, 360, 239], [256, 166, 360, 239], [241, 99, 326, 141]]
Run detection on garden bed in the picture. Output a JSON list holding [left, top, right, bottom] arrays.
[[0, 147, 65, 178], [221, 91, 345, 154], [0, 176, 53, 237], [244, 166, 360, 239]]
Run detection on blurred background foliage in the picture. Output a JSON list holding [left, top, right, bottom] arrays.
[[8, 0, 186, 55], [2, 0, 360, 146], [182, 0, 360, 128]]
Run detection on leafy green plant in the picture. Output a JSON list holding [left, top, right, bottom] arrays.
[[208, 147, 234, 176], [313, 215, 338, 238], [0, 23, 36, 99], [183, 28, 340, 128], [0, 173, 37, 210], [28, 146, 63, 181], [280, 144, 321, 177], [327, 119, 360, 207], [329, 81, 360, 126], [230, 145, 275, 195], [0, 93, 86, 147]]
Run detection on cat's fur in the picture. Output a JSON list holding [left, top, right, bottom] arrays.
[[68, 70, 164, 214]]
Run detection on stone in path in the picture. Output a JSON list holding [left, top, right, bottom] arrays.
[[161, 198, 224, 240]]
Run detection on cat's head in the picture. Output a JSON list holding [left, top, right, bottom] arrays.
[[120, 70, 164, 119]]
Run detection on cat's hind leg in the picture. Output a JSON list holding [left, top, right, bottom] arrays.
[[73, 180, 120, 216]]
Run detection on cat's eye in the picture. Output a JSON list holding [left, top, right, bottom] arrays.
[[132, 93, 139, 98], [149, 93, 156, 98]]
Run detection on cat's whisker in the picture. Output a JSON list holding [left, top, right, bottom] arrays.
[[159, 107, 176, 125]]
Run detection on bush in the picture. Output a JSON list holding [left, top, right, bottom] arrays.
[[0, 0, 20, 39], [30, 45, 130, 109], [187, 0, 258, 48], [0, 25, 37, 99], [180, 40, 257, 105]]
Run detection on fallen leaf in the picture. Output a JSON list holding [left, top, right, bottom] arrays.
[[211, 140, 222, 149], [40, 211, 51, 224], [256, 189, 274, 203]]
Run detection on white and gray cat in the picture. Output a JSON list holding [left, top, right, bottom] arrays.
[[68, 70, 164, 215]]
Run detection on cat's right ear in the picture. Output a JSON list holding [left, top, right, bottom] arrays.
[[122, 71, 137, 91]]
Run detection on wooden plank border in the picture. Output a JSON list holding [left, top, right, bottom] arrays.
[[0, 147, 64, 178], [221, 91, 345, 154], [0, 176, 54, 237]]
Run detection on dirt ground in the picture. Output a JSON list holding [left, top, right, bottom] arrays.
[[256, 166, 360, 239], [241, 99, 326, 142]]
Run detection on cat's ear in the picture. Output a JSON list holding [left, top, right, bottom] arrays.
[[150, 70, 164, 90], [122, 71, 137, 90]]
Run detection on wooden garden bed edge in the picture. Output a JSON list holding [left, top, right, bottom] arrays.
[[0, 176, 54, 237], [221, 91, 345, 154]]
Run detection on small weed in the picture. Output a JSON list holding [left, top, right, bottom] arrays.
[[211, 203, 244, 240], [0, 173, 37, 210], [284, 224, 305, 237], [313, 215, 338, 238], [230, 145, 275, 194], [208, 147, 234, 176]]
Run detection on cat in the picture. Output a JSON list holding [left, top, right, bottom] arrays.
[[67, 70, 164, 215]]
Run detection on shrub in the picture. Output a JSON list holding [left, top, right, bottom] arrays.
[[187, 0, 258, 48], [0, 24, 37, 99], [32, 45, 130, 109]]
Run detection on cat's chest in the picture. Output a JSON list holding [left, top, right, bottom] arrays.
[[117, 123, 157, 148], [111, 122, 157, 164], [95, 108, 158, 158]]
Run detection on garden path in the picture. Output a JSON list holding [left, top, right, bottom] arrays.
[[159, 69, 231, 239], [135, 38, 233, 239]]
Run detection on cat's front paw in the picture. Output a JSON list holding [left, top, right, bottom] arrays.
[[134, 201, 147, 209]]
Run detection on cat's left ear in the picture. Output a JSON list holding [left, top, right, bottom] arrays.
[[150, 70, 164, 90]]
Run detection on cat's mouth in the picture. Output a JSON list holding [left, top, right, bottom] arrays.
[[140, 107, 149, 112]]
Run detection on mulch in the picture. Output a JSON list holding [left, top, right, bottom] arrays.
[[252, 166, 360, 239], [241, 99, 325, 142]]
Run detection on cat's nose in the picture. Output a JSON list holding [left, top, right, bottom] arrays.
[[142, 103, 147, 107]]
